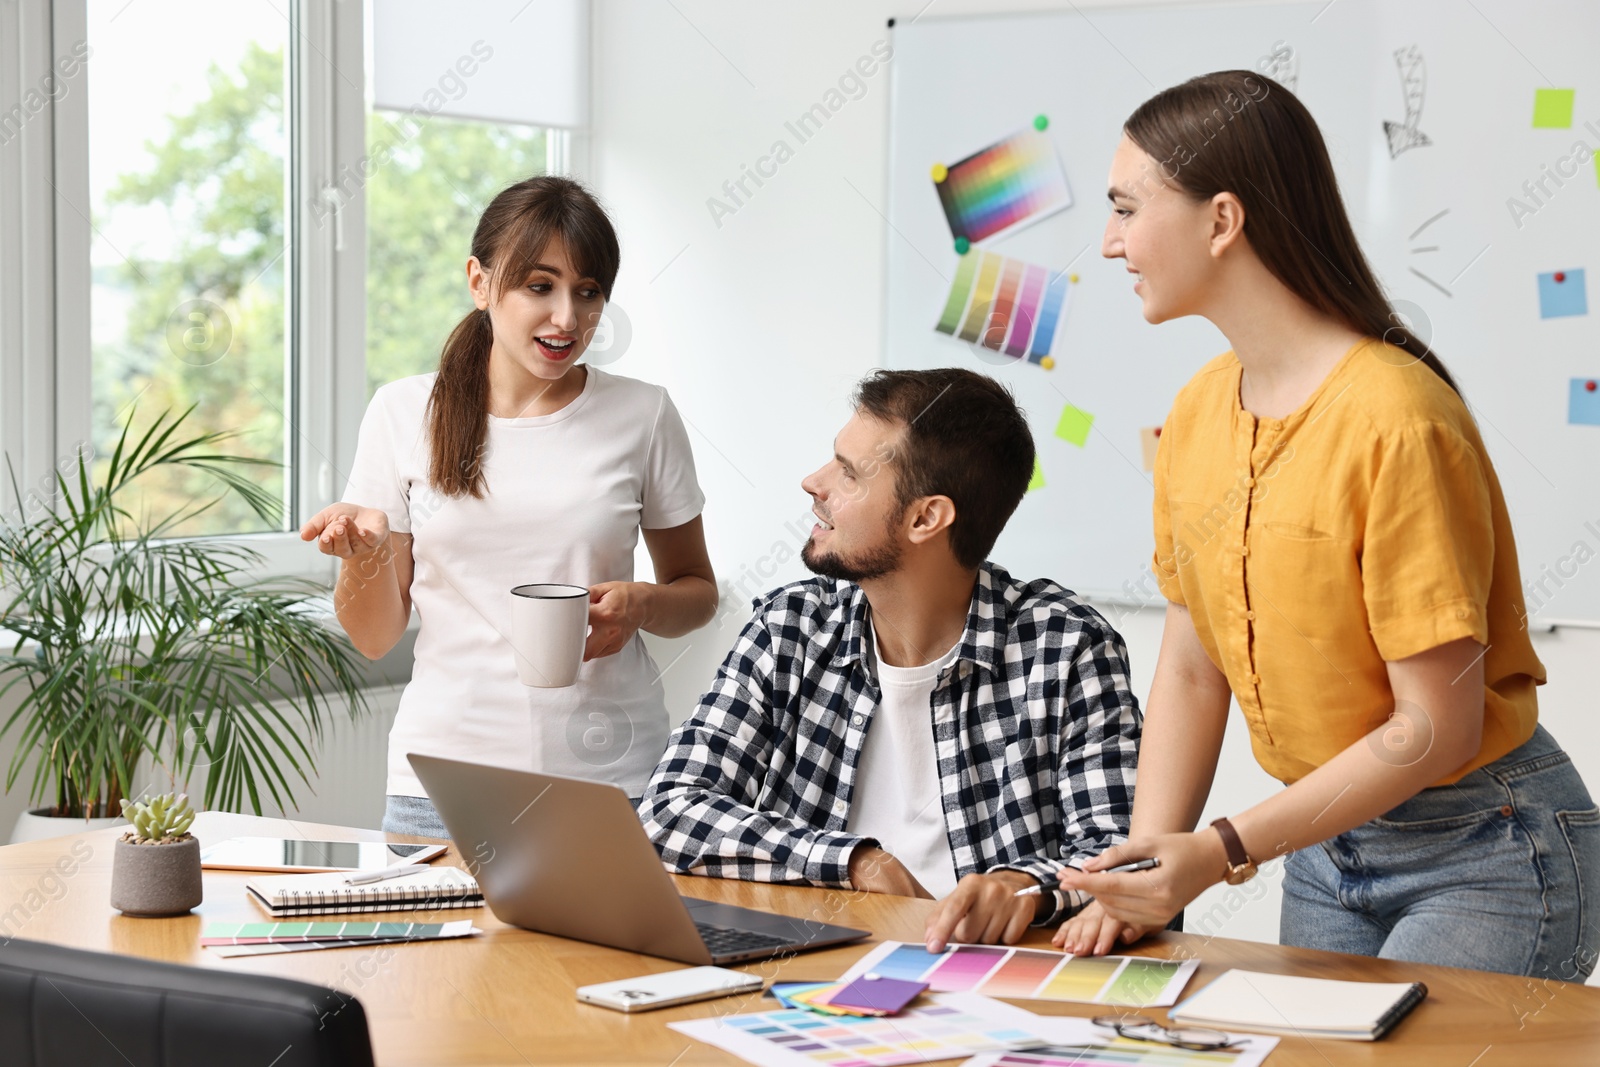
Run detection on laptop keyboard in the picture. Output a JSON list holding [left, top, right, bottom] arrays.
[[694, 921, 795, 956]]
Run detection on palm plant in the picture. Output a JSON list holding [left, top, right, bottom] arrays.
[[0, 408, 369, 819]]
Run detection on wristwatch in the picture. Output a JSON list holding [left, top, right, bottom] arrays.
[[1210, 817, 1258, 885]]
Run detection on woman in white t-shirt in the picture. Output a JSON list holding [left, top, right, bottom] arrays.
[[299, 176, 716, 838]]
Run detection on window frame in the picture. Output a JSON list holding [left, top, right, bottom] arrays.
[[4, 0, 577, 585]]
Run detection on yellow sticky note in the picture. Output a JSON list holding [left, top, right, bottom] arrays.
[[1533, 88, 1575, 129], [1140, 426, 1163, 472], [1027, 457, 1045, 492], [1054, 404, 1094, 447]]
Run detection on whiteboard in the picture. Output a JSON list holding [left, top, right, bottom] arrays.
[[884, 0, 1600, 627]]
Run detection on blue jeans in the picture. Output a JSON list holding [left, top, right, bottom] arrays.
[[1280, 724, 1600, 980], [382, 795, 450, 839]]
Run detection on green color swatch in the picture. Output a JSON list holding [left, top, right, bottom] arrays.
[[1102, 958, 1185, 1007]]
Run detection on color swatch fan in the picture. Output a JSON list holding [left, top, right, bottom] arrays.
[[932, 119, 1073, 250], [935, 251, 1075, 367]]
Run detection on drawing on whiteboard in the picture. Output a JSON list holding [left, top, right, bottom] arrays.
[[1407, 208, 1452, 297], [934, 250, 1075, 369], [1257, 40, 1298, 93], [1383, 45, 1432, 158], [931, 122, 1074, 248]]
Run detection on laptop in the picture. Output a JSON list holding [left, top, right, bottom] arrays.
[[407, 753, 870, 965]]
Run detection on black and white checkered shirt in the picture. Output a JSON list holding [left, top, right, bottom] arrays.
[[639, 561, 1141, 925]]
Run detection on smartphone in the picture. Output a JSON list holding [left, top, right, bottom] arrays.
[[577, 966, 763, 1013]]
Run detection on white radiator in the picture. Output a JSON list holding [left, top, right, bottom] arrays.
[[263, 683, 405, 830]]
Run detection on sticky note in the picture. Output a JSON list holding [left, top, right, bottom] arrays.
[[1054, 403, 1094, 447], [1538, 269, 1588, 318], [1140, 426, 1163, 471], [1571, 378, 1600, 426], [1027, 457, 1045, 492], [1533, 88, 1575, 128]]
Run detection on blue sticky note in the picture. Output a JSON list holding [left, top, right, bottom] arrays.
[[1539, 269, 1588, 318], [1570, 378, 1600, 426]]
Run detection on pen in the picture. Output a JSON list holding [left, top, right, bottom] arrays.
[[1013, 856, 1161, 897], [344, 863, 431, 886]]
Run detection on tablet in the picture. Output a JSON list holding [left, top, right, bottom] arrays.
[[199, 837, 447, 873]]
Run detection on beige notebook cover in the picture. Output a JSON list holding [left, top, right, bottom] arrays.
[[1169, 968, 1427, 1040]]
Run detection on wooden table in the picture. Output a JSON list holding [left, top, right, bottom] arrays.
[[2, 812, 1596, 1065]]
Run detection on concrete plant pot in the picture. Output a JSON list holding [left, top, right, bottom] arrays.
[[10, 807, 122, 844], [109, 835, 203, 917]]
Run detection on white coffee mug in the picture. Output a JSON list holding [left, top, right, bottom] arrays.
[[509, 583, 590, 687]]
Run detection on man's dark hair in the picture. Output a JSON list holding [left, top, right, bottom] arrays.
[[852, 367, 1035, 570]]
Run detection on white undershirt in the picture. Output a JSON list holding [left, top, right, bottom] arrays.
[[847, 618, 961, 898]]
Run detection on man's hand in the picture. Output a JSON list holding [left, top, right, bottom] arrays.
[[924, 870, 1042, 953], [1052, 898, 1153, 955], [848, 845, 933, 899]]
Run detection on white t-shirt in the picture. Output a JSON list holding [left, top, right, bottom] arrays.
[[846, 616, 962, 898], [342, 366, 705, 798]]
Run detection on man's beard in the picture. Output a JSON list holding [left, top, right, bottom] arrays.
[[801, 528, 902, 583]]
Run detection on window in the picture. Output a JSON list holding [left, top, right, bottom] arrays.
[[3, 0, 585, 578], [87, 0, 291, 536], [363, 112, 549, 397]]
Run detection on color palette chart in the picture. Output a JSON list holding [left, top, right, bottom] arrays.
[[932, 124, 1073, 247], [200, 920, 470, 944], [841, 941, 1199, 1009], [670, 992, 1051, 1067], [935, 251, 1075, 366]]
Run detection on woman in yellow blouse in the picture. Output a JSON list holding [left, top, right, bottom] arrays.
[[1055, 70, 1600, 980]]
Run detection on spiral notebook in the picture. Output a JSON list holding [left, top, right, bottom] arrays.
[[1169, 969, 1428, 1041], [245, 865, 483, 917]]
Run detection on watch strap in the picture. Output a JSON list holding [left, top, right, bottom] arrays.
[[1210, 816, 1252, 869]]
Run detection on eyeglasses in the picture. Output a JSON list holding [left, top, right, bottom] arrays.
[[1091, 1014, 1242, 1051]]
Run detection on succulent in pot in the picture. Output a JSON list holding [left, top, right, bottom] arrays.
[[109, 792, 202, 917]]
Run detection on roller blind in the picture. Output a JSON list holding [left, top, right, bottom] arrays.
[[372, 0, 588, 129]]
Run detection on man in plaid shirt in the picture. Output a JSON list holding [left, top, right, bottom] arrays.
[[640, 368, 1141, 949]]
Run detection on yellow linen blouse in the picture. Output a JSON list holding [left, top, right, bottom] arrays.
[[1152, 339, 1543, 786]]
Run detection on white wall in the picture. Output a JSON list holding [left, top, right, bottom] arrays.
[[590, 0, 1600, 960]]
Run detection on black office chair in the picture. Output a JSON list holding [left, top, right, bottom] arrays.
[[0, 937, 375, 1067]]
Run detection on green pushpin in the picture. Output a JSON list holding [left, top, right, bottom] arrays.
[[1034, 114, 1049, 131], [954, 236, 970, 255]]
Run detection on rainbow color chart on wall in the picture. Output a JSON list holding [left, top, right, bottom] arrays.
[[932, 118, 1073, 249], [930, 116, 1076, 370]]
